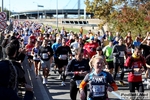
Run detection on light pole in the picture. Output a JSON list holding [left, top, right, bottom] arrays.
[[78, 0, 80, 19], [9, 0, 11, 18], [33, 2, 39, 19], [1, 0, 4, 12], [33, 2, 44, 19], [56, 0, 58, 28]]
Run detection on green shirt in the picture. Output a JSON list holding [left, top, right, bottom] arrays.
[[103, 45, 113, 61]]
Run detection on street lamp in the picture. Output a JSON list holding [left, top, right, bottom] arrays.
[[1, 0, 4, 12], [56, 0, 58, 28], [33, 2, 44, 19], [9, 0, 11, 18]]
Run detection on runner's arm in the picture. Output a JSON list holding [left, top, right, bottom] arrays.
[[107, 73, 118, 91], [79, 74, 89, 90]]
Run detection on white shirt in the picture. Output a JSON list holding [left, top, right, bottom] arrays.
[[22, 35, 29, 45], [70, 41, 79, 50]]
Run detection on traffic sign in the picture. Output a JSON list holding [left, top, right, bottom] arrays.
[[0, 20, 7, 30], [0, 12, 7, 20]]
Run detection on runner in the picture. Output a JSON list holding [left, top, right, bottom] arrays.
[[89, 46, 108, 72], [51, 37, 62, 74], [38, 39, 53, 84], [55, 38, 72, 86], [79, 56, 118, 100], [25, 38, 34, 71], [66, 48, 90, 100], [31, 41, 41, 78], [140, 32, 150, 82], [83, 36, 98, 58], [124, 47, 147, 100], [103, 40, 114, 74], [112, 37, 127, 86]]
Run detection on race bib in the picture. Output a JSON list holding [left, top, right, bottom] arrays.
[[133, 68, 141, 76], [59, 55, 67, 60], [127, 48, 131, 53], [92, 85, 105, 97], [119, 51, 125, 57], [33, 53, 39, 60], [75, 80, 82, 88], [27, 51, 31, 55], [42, 53, 48, 59]]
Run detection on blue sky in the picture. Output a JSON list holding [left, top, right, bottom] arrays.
[[1, 0, 86, 12]]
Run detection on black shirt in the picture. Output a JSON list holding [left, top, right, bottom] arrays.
[[55, 46, 72, 57], [66, 59, 90, 80], [39, 46, 53, 61], [140, 44, 150, 58]]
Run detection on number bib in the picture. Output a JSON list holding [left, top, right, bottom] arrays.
[[42, 53, 48, 59], [92, 85, 105, 97], [27, 51, 31, 55], [133, 68, 141, 76], [134, 71, 141, 76], [119, 51, 125, 57], [75, 80, 82, 88], [59, 55, 67, 60]]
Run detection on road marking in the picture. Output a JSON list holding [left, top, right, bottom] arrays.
[[111, 91, 124, 100]]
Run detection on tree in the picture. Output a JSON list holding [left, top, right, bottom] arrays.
[[4, 8, 12, 20], [85, 0, 150, 37]]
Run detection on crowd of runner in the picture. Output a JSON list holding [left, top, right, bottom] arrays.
[[0, 20, 150, 100]]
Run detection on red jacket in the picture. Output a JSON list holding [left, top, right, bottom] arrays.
[[124, 56, 146, 82], [83, 42, 98, 58]]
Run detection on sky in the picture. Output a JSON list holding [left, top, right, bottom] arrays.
[[0, 0, 86, 12]]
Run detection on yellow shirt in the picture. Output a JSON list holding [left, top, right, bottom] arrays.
[[103, 40, 109, 47]]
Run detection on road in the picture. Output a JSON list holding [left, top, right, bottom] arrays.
[[22, 57, 150, 100]]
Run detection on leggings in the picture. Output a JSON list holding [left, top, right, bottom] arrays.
[[129, 82, 144, 99], [113, 62, 124, 80], [70, 79, 87, 100]]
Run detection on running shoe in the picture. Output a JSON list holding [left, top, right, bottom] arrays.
[[119, 81, 125, 86], [43, 78, 46, 84], [61, 81, 66, 86]]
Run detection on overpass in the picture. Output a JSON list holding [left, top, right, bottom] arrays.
[[11, 9, 93, 19]]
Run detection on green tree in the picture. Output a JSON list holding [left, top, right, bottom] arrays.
[[4, 8, 12, 20], [85, 0, 150, 37]]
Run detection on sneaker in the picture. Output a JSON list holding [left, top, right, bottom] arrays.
[[43, 78, 46, 84], [147, 83, 150, 89], [61, 81, 66, 86], [58, 75, 61, 80], [119, 81, 125, 86], [143, 79, 149, 83]]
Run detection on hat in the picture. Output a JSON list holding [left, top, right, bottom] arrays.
[[90, 36, 94, 40], [96, 46, 102, 51]]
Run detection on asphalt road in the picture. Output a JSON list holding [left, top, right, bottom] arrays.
[[22, 57, 150, 100]]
